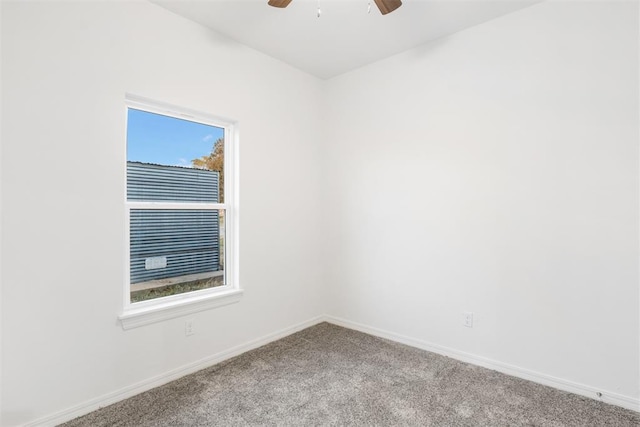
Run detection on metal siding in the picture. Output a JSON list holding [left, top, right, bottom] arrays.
[[127, 162, 219, 202], [127, 162, 221, 284]]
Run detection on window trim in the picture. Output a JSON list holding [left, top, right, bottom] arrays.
[[119, 94, 240, 330]]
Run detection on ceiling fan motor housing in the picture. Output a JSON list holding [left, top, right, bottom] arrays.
[[267, 0, 402, 15]]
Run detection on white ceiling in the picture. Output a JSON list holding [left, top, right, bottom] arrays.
[[152, 0, 540, 79]]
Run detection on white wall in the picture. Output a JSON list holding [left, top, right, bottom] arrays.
[[0, 1, 325, 425], [324, 0, 639, 405], [2, 0, 639, 425], [0, 1, 4, 422]]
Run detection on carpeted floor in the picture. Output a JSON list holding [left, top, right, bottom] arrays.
[[63, 323, 639, 426]]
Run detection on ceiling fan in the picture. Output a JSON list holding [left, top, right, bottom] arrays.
[[268, 0, 402, 15]]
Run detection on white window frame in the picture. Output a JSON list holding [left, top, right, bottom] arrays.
[[119, 94, 241, 330]]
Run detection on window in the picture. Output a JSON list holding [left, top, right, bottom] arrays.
[[119, 95, 240, 329]]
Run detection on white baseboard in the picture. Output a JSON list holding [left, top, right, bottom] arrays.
[[324, 315, 640, 413], [24, 314, 639, 426], [25, 316, 326, 427]]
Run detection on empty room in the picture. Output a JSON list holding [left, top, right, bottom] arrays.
[[1, 0, 639, 425]]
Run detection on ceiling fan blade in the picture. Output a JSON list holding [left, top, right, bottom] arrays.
[[373, 0, 402, 15], [268, 0, 293, 8]]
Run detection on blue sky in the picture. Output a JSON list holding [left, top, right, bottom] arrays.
[[127, 108, 224, 167]]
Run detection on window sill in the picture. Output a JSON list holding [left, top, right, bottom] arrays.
[[119, 288, 243, 330]]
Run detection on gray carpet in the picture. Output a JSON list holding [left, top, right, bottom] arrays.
[[63, 323, 640, 426]]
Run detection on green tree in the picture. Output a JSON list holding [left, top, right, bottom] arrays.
[[192, 137, 224, 202]]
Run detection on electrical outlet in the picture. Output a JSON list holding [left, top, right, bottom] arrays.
[[463, 312, 474, 328], [185, 319, 195, 336]]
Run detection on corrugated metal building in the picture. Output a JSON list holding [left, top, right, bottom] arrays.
[[127, 162, 220, 284]]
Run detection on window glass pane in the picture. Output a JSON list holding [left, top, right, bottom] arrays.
[[129, 209, 226, 303], [127, 108, 225, 203], [126, 106, 228, 304]]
